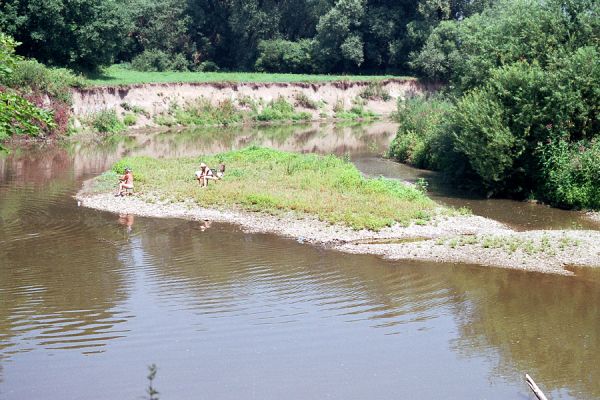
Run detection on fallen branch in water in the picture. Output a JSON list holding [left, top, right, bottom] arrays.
[[526, 374, 548, 400]]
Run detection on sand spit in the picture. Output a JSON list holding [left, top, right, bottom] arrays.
[[77, 191, 600, 275]]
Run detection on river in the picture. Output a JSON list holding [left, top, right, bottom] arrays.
[[1, 122, 599, 400]]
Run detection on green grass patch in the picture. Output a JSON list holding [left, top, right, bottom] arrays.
[[335, 105, 377, 120], [252, 97, 311, 122], [102, 147, 435, 230], [85, 65, 414, 86], [154, 96, 311, 127]]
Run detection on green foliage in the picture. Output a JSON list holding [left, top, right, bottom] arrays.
[[359, 82, 391, 101], [96, 147, 435, 230], [0, 33, 59, 140], [389, 96, 453, 169], [89, 110, 125, 134], [253, 97, 311, 122], [450, 90, 521, 193], [255, 39, 313, 73], [335, 104, 376, 120], [0, 0, 129, 70], [0, 89, 56, 140], [294, 92, 319, 110], [123, 113, 137, 126], [131, 50, 172, 72], [412, 0, 599, 90], [0, 32, 19, 80], [3, 59, 85, 103], [173, 98, 244, 126], [538, 140, 600, 209], [394, 0, 600, 209], [312, 0, 366, 72]]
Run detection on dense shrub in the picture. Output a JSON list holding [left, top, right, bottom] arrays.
[[392, 0, 600, 208], [0, 33, 18, 80], [173, 98, 244, 126], [123, 113, 137, 126], [0, 89, 56, 139], [0, 33, 59, 139], [538, 140, 600, 209], [90, 110, 125, 133], [130, 50, 192, 72], [131, 49, 172, 72], [196, 61, 219, 72], [253, 97, 311, 122], [389, 96, 453, 169], [255, 39, 313, 73], [0, 0, 128, 70], [4, 59, 85, 103], [359, 82, 391, 101]]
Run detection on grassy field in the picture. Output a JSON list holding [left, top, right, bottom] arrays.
[[85, 65, 414, 86], [94, 147, 435, 230]]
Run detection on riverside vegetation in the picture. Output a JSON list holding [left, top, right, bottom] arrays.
[[390, 0, 599, 211], [2, 0, 598, 212], [91, 146, 435, 230]]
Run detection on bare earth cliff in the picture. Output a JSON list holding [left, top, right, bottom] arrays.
[[71, 79, 430, 126]]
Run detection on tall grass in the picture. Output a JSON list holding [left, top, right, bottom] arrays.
[[105, 147, 435, 230]]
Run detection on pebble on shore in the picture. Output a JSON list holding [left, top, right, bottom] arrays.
[[76, 190, 600, 275]]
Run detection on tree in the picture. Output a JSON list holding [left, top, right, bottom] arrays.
[[312, 0, 366, 71], [0, 0, 129, 70]]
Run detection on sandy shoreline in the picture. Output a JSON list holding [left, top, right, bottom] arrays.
[[77, 188, 600, 275]]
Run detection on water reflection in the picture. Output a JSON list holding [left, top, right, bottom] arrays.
[[0, 123, 599, 400], [447, 267, 600, 399]]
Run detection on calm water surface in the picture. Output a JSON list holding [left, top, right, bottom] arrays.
[[1, 122, 599, 400]]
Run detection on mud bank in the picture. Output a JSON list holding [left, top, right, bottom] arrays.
[[77, 190, 600, 275], [71, 79, 430, 126]]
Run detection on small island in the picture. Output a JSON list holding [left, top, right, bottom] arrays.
[[77, 147, 600, 275]]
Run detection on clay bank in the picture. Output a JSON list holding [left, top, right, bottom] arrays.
[[71, 79, 431, 127]]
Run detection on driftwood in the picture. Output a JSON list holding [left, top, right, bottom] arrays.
[[526, 374, 549, 400]]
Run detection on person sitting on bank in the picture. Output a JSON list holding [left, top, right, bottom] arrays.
[[195, 162, 216, 187], [115, 167, 134, 196], [216, 163, 226, 179]]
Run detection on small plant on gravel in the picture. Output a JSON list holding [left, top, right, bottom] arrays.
[[294, 92, 318, 109], [121, 102, 150, 117], [89, 109, 125, 133], [253, 97, 311, 122], [237, 96, 258, 111], [123, 113, 137, 126], [154, 113, 176, 126], [335, 104, 376, 120], [359, 82, 391, 101], [415, 178, 429, 193]]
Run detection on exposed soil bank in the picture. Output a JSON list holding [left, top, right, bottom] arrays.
[[71, 79, 431, 127], [76, 189, 600, 275]]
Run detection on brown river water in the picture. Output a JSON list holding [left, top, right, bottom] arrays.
[[1, 122, 599, 400]]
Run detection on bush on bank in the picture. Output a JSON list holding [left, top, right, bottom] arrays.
[[104, 147, 435, 230], [390, 0, 600, 210], [0, 33, 86, 139]]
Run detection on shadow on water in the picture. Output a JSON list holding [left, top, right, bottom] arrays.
[[0, 122, 599, 400]]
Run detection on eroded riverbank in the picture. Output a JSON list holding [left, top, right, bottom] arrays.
[[76, 189, 600, 275]]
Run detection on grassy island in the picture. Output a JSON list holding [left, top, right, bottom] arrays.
[[92, 147, 435, 230]]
